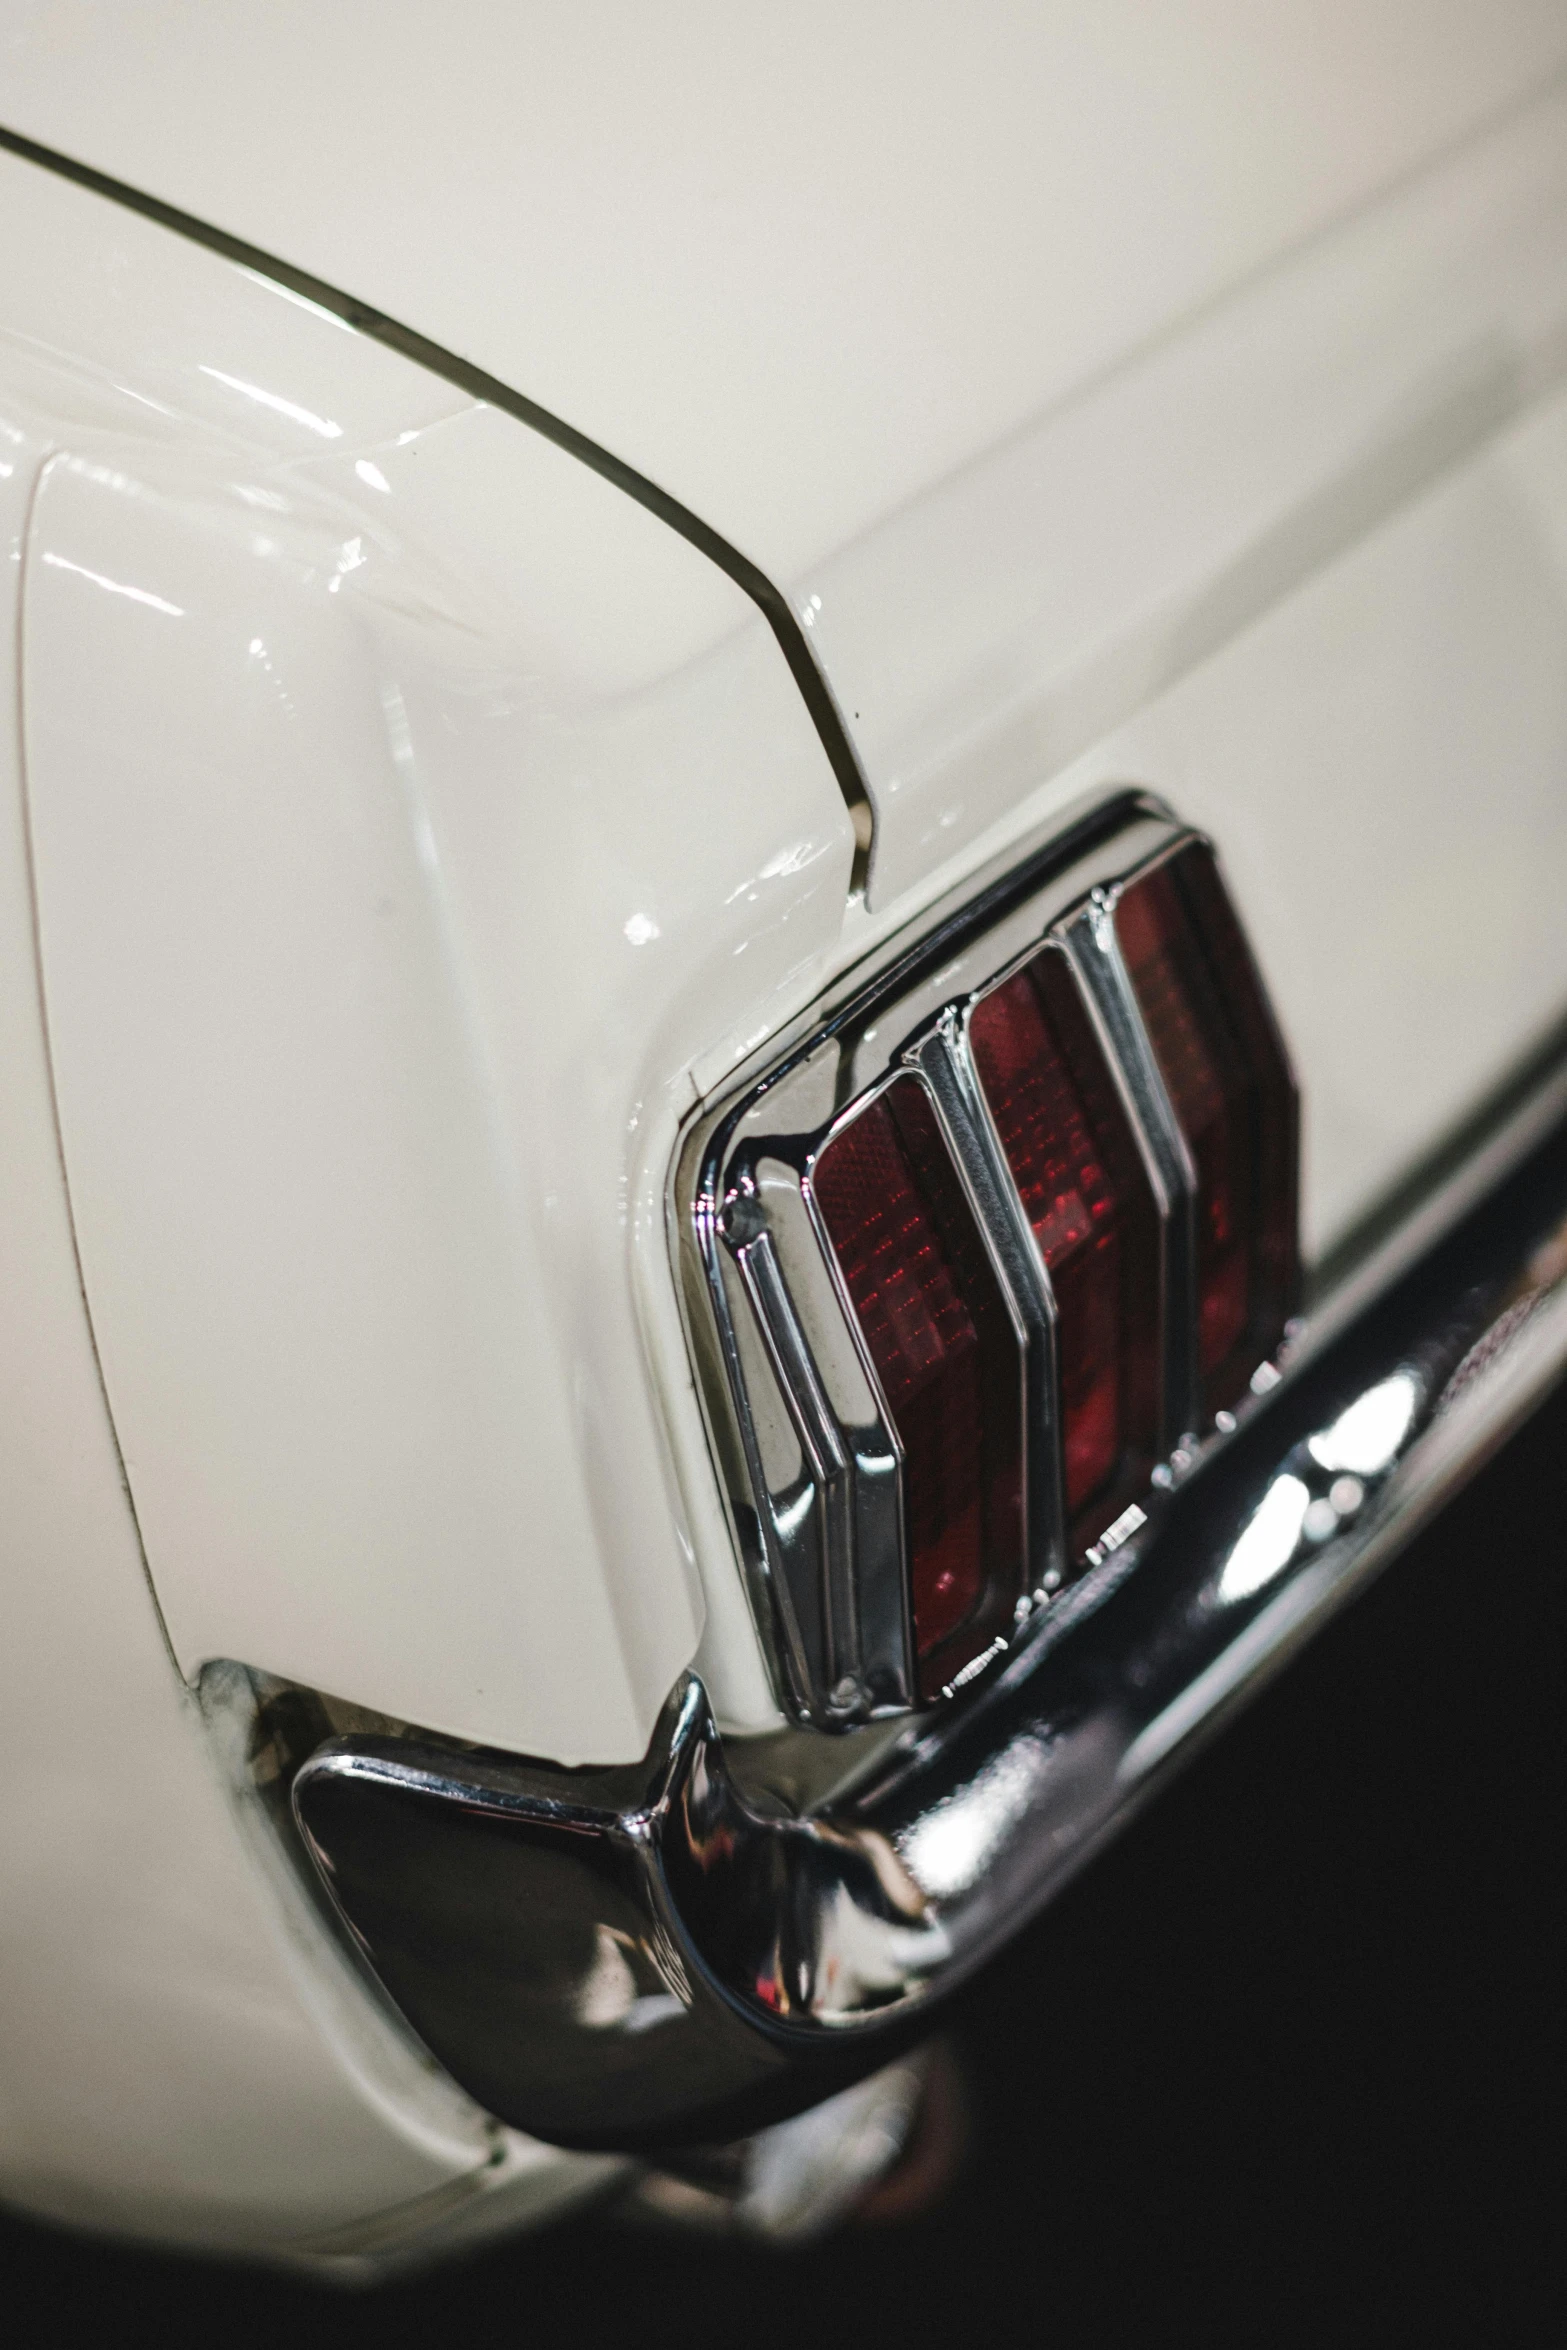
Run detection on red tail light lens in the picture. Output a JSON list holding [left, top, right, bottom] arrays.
[[969, 947, 1161, 1551], [812, 1077, 1025, 1697], [1114, 844, 1299, 1419]]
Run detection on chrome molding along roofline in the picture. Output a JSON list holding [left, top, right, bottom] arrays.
[[293, 1072, 1567, 2151]]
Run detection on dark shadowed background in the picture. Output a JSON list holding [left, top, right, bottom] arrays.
[[5, 1378, 1562, 2348]]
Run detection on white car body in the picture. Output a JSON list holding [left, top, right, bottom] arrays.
[[3, 1, 1567, 2264]]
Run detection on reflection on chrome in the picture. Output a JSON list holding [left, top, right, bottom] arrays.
[[897, 1733, 1052, 1900], [1300, 1474, 1366, 1543], [576, 1924, 685, 2033], [1216, 1472, 1310, 1604], [1218, 1375, 1419, 1605], [772, 1485, 817, 1542], [810, 1882, 949, 2018], [1308, 1370, 1419, 1477]]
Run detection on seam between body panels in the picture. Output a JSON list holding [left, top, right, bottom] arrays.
[[10, 443, 184, 1675]]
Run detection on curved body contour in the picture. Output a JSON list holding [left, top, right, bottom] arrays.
[[2, 2, 1567, 2264]]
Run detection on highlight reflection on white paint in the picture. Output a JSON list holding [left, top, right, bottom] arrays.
[[759, 838, 821, 880], [623, 913, 661, 945], [237, 267, 355, 333], [326, 536, 367, 594], [1217, 1473, 1310, 1605], [1308, 1372, 1418, 1478], [40, 551, 184, 617], [198, 366, 343, 438]]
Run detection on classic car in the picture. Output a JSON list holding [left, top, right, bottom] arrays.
[[2, 0, 1566, 2271]]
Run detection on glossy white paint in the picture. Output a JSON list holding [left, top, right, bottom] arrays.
[[1, 5, 1567, 2264], [806, 82, 1567, 1253], [813, 81, 1567, 906], [0, 395, 616, 2257], [6, 151, 853, 1766], [826, 382, 1567, 1263], [4, 3, 1566, 583]]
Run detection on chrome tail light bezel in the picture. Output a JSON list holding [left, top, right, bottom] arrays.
[[675, 791, 1300, 1729]]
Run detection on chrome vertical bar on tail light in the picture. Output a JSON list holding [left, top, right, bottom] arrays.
[[809, 1073, 1028, 1703], [966, 938, 1165, 1560], [1108, 843, 1301, 1422], [914, 1013, 1069, 1600], [1063, 891, 1202, 1450], [718, 1149, 913, 1722]]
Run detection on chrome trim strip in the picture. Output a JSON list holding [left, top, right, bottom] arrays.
[[733, 1228, 859, 1705], [296, 1088, 1567, 2150], [783, 1163, 916, 1720], [719, 1173, 913, 1721], [915, 1013, 1068, 1596], [1063, 889, 1201, 1447]]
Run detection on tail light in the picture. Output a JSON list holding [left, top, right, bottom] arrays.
[[690, 803, 1300, 1725], [1112, 843, 1299, 1420], [812, 1077, 1026, 1698]]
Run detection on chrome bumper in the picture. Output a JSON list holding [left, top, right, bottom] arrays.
[[294, 1073, 1567, 2151]]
